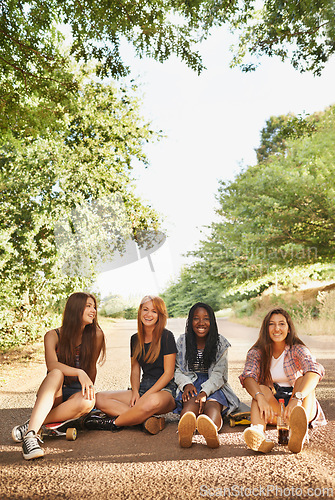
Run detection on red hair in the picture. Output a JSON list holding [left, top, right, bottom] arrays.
[[132, 295, 167, 364]]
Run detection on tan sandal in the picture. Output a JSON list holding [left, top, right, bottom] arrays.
[[243, 427, 275, 453]]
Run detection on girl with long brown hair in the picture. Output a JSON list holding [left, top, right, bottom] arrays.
[[12, 292, 106, 460], [240, 308, 326, 454], [86, 295, 177, 434]]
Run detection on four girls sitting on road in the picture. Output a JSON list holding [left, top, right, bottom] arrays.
[[11, 295, 327, 460]]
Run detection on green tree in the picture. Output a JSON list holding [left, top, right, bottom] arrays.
[[2, 0, 335, 134], [231, 0, 335, 75], [162, 265, 223, 317], [0, 0, 236, 134], [163, 106, 335, 307], [0, 77, 161, 348]]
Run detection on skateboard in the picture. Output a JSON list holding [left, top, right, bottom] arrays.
[[39, 417, 83, 441], [229, 411, 251, 427]]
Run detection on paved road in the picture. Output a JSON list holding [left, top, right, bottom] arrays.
[[0, 318, 334, 499]]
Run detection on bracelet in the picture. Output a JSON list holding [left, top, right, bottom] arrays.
[[254, 391, 264, 399]]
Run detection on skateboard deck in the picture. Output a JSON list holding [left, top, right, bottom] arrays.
[[40, 417, 83, 441], [229, 411, 251, 427]]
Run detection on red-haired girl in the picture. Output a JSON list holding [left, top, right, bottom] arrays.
[[87, 295, 177, 434]]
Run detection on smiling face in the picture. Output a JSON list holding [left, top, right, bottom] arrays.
[[268, 313, 289, 344], [82, 297, 96, 326], [140, 300, 159, 329], [192, 307, 210, 341]]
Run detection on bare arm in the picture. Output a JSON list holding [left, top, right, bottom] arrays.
[[44, 329, 94, 399], [130, 357, 141, 406], [244, 376, 275, 422]]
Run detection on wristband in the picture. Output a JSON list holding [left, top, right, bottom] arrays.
[[254, 391, 264, 399]]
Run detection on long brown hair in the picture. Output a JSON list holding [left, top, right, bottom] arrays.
[[132, 295, 167, 364], [57, 292, 106, 382], [251, 307, 305, 386]]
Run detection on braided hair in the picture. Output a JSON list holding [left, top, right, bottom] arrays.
[[185, 302, 220, 371]]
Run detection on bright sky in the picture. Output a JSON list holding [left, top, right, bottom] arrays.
[[94, 28, 335, 301]]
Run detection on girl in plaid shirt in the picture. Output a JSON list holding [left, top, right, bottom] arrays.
[[240, 308, 326, 454]]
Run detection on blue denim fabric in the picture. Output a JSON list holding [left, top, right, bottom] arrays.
[[139, 375, 177, 398], [174, 372, 229, 416]]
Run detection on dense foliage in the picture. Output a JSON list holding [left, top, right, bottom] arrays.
[[0, 76, 161, 349], [163, 105, 335, 316], [1, 1, 334, 134]]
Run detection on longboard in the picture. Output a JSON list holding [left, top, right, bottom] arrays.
[[40, 417, 83, 441]]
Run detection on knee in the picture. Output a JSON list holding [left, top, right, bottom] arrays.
[[76, 395, 95, 415], [47, 368, 64, 385], [142, 394, 161, 414]]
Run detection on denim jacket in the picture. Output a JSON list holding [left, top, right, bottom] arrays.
[[174, 334, 240, 415]]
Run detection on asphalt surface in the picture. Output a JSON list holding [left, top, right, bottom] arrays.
[[0, 318, 334, 500]]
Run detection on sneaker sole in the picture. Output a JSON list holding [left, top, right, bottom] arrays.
[[178, 412, 196, 448], [196, 415, 220, 448], [143, 416, 165, 435], [288, 405, 308, 453], [244, 428, 275, 453], [23, 448, 44, 460], [12, 426, 23, 443]]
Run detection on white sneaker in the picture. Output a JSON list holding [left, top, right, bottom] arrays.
[[243, 426, 275, 453]]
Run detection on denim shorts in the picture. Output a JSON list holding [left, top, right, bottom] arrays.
[[273, 383, 293, 406], [139, 375, 177, 398], [62, 381, 82, 402]]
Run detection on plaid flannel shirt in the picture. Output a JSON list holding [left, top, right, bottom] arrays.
[[239, 344, 325, 387]]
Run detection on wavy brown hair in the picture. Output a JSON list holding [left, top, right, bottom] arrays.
[[251, 307, 305, 386], [57, 292, 106, 383], [132, 295, 168, 364]]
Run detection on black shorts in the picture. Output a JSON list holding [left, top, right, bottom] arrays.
[[62, 381, 82, 402], [273, 383, 293, 406]]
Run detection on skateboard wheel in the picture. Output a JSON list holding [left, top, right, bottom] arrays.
[[230, 419, 236, 427], [66, 428, 77, 441]]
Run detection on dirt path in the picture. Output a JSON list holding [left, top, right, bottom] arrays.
[[0, 318, 334, 499]]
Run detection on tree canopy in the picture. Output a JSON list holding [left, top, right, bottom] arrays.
[[162, 105, 335, 314], [1, 0, 335, 134], [0, 76, 161, 348]]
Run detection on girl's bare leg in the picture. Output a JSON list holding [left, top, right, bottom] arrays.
[[95, 390, 133, 417], [114, 391, 175, 427], [43, 391, 95, 424], [292, 377, 317, 422], [180, 396, 200, 419], [203, 400, 223, 430], [28, 369, 64, 433], [28, 369, 95, 433]]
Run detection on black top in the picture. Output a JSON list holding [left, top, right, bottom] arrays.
[[130, 329, 177, 380]]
